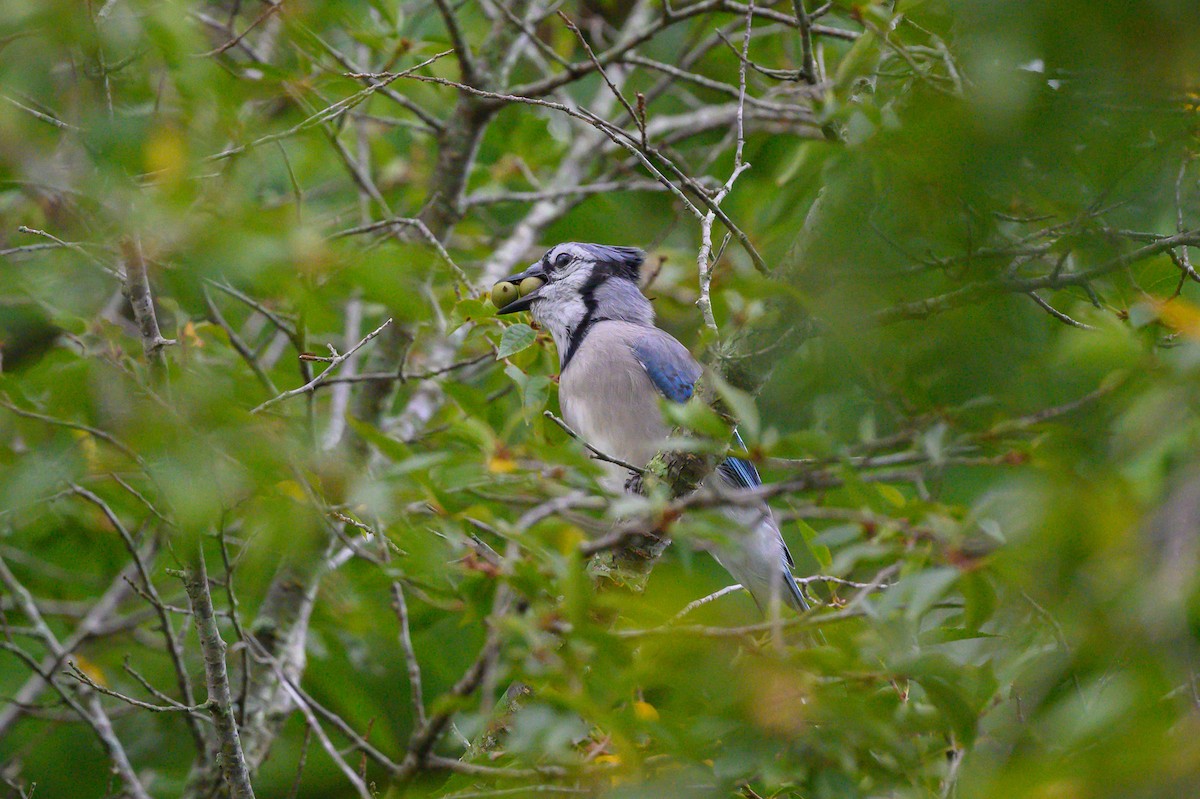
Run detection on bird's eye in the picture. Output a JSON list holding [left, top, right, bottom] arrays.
[[553, 252, 572, 269]]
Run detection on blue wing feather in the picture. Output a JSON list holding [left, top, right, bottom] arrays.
[[631, 333, 701, 404], [632, 340, 766, 491]]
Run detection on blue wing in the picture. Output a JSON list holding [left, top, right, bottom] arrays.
[[631, 339, 766, 496], [631, 331, 701, 404]]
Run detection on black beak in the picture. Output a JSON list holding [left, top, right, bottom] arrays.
[[495, 263, 547, 315]]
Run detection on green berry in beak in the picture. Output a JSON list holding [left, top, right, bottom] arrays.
[[518, 276, 545, 297], [490, 281, 519, 308]]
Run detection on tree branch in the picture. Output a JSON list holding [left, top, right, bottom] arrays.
[[250, 317, 393, 414], [184, 544, 256, 799], [435, 0, 480, 85], [121, 236, 174, 370]]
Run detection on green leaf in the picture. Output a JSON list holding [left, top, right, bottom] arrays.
[[662, 396, 730, 439], [904, 567, 960, 622], [346, 416, 412, 462], [496, 323, 537, 358], [710, 372, 760, 439], [793, 518, 833, 570]]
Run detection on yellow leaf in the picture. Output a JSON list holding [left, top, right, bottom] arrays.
[[72, 429, 101, 473], [73, 655, 107, 688], [1029, 779, 1086, 799], [144, 125, 186, 183], [877, 484, 906, 508], [593, 754, 621, 766], [487, 456, 517, 474], [1153, 297, 1200, 339], [556, 525, 585, 554], [633, 701, 659, 722], [182, 321, 204, 348], [275, 480, 307, 502]]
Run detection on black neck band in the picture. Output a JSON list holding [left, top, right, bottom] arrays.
[[563, 315, 616, 369]]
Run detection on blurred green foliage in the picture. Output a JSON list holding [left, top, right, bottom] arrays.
[[1, 1, 1199, 798]]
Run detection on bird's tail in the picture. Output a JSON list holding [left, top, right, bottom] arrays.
[[709, 547, 811, 615], [707, 501, 811, 615], [783, 569, 810, 612]]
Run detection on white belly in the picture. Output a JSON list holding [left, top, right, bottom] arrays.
[[558, 327, 671, 488]]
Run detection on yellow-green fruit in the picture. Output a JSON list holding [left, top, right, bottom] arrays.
[[518, 276, 545, 297], [490, 281, 519, 308]]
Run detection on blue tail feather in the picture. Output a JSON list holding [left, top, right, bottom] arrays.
[[784, 569, 810, 611]]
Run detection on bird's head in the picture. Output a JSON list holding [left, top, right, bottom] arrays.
[[491, 243, 653, 360]]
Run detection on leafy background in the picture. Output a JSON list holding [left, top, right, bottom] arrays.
[[1, 1, 1199, 797]]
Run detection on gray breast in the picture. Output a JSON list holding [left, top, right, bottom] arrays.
[[558, 321, 670, 487]]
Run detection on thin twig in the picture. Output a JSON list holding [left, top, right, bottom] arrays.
[[696, 1, 755, 334], [204, 287, 280, 394], [0, 397, 144, 466], [0, 556, 153, 799], [330, 216, 470, 289], [792, 0, 817, 83], [1026, 291, 1096, 330], [543, 411, 645, 475], [874, 230, 1200, 325], [198, 0, 282, 58], [251, 318, 393, 414], [669, 584, 746, 621], [558, 11, 644, 145], [434, 0, 479, 85], [387, 71, 705, 220], [66, 663, 212, 715], [209, 50, 452, 161], [390, 582, 427, 727], [70, 486, 207, 756]]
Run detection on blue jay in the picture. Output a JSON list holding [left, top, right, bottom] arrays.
[[494, 242, 808, 613]]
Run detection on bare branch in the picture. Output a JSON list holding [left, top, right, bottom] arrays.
[[2, 93, 81, 131], [330, 216, 470, 289], [121, 236, 175, 368], [270, 675, 373, 799], [390, 582, 427, 727], [70, 485, 207, 756], [465, 179, 669, 206], [0, 551, 143, 738], [209, 50, 453, 162], [0, 397, 144, 467], [251, 318, 393, 414], [1025, 291, 1096, 329], [435, 0, 480, 85], [558, 11, 643, 144], [0, 556, 153, 799], [389, 71, 705, 220], [508, 0, 855, 99], [792, 0, 817, 83], [204, 287, 280, 395], [696, 1, 755, 334], [184, 545, 256, 799], [873, 230, 1200, 325], [669, 584, 747, 621], [66, 662, 212, 715], [198, 0, 283, 58]]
